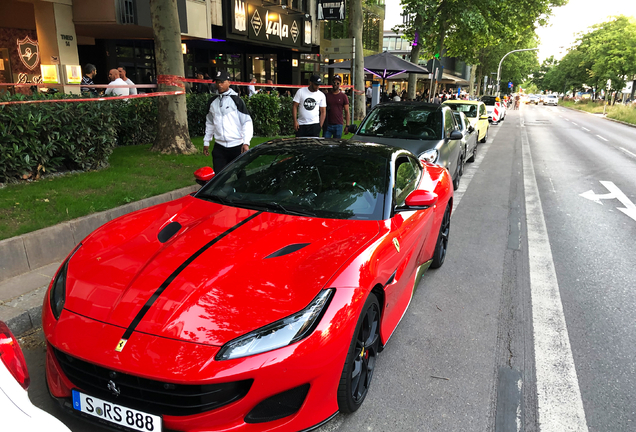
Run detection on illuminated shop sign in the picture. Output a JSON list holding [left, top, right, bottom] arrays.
[[303, 20, 312, 46], [317, 0, 345, 20], [65, 65, 82, 84], [17, 36, 40, 70], [41, 64, 60, 84], [231, 0, 248, 35], [230, 1, 304, 47]]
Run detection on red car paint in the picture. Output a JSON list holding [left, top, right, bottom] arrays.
[[43, 143, 452, 432]]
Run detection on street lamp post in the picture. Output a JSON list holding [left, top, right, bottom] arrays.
[[496, 48, 539, 97]]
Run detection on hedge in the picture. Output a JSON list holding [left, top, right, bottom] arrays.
[[0, 93, 119, 183], [0, 92, 294, 183]]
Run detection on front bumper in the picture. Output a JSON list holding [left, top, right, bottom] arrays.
[[43, 288, 363, 432]]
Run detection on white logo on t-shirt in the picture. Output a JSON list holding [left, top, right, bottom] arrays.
[[304, 98, 317, 110]]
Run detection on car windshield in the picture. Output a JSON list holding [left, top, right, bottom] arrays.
[[481, 96, 498, 105], [196, 141, 390, 220], [357, 105, 442, 140], [446, 103, 478, 118]]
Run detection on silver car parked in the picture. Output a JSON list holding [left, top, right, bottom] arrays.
[[350, 102, 464, 190]]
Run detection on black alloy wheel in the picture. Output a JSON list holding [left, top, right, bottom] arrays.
[[430, 202, 451, 269], [337, 293, 381, 413]]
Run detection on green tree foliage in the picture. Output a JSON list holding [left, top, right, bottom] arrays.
[[395, 0, 565, 94], [534, 16, 636, 98], [396, 0, 566, 60]]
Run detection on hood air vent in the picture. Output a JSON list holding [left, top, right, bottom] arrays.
[[265, 243, 310, 259], [158, 222, 182, 243]]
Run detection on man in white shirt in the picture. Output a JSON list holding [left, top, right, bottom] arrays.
[[118, 66, 137, 95], [248, 77, 257, 97], [292, 74, 326, 137], [104, 69, 130, 96]]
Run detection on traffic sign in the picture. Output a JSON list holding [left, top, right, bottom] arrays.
[[508, 81, 513, 88]]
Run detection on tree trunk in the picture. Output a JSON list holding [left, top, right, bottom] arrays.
[[349, 0, 365, 120], [469, 64, 476, 97], [149, 0, 196, 154], [407, 15, 423, 101]]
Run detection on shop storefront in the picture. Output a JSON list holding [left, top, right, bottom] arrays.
[[194, 0, 315, 86]]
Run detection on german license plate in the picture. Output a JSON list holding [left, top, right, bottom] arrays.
[[72, 389, 162, 432]]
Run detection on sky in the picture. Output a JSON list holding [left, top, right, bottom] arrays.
[[383, 0, 636, 62]]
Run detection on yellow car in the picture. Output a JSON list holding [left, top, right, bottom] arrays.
[[442, 100, 489, 143]]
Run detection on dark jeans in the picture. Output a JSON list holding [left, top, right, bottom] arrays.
[[212, 143, 243, 173], [296, 123, 322, 137], [323, 124, 344, 138]]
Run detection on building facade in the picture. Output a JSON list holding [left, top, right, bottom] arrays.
[[0, 0, 321, 94]]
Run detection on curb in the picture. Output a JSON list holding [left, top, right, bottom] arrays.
[[0, 185, 198, 335]]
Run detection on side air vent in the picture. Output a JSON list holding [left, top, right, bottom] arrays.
[[158, 222, 182, 243], [265, 243, 310, 259]]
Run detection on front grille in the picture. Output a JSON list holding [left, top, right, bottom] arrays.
[[53, 347, 252, 416]]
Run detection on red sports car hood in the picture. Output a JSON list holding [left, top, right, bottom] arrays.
[[63, 196, 380, 346]]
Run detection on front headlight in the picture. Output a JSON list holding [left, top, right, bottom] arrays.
[[216, 289, 335, 361], [49, 244, 81, 320], [50, 261, 68, 320], [419, 149, 438, 164]]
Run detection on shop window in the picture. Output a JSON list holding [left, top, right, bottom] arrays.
[[116, 46, 135, 58]]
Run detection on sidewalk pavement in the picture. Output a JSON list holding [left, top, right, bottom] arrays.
[[0, 185, 198, 336]]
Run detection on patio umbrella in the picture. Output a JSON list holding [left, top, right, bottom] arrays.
[[329, 51, 429, 91]]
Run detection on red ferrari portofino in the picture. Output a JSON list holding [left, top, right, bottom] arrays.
[[43, 139, 453, 432]]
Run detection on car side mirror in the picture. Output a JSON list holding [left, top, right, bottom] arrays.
[[194, 166, 215, 186], [347, 124, 358, 134], [396, 190, 438, 212], [468, 125, 474, 133], [480, 115, 488, 120], [449, 130, 463, 140]]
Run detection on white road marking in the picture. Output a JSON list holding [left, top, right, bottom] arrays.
[[582, 127, 590, 131], [580, 181, 636, 222], [521, 122, 589, 432], [572, 122, 578, 126], [619, 147, 636, 159], [596, 134, 608, 141]]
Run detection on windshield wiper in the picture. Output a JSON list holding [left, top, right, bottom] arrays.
[[198, 194, 230, 205], [264, 202, 317, 217]]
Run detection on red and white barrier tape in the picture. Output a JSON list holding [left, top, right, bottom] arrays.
[[0, 75, 364, 105], [0, 91, 184, 106]]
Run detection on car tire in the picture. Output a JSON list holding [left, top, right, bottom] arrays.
[[337, 293, 381, 414], [480, 126, 488, 143], [452, 167, 461, 190], [467, 143, 477, 163], [430, 202, 451, 269]]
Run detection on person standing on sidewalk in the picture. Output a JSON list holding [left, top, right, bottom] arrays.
[[81, 64, 97, 95], [324, 75, 350, 138], [292, 74, 326, 137], [203, 71, 253, 173], [104, 69, 129, 96], [117, 66, 137, 95]]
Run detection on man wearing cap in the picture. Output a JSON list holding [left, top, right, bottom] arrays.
[[203, 71, 254, 173], [324, 75, 350, 138], [292, 74, 327, 137]]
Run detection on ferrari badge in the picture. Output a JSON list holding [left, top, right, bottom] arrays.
[[393, 238, 400, 253], [115, 338, 127, 352]]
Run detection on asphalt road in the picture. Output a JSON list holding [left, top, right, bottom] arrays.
[[21, 105, 636, 431]]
